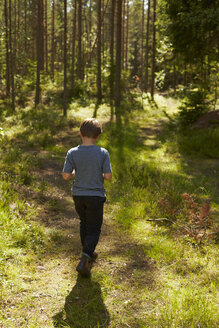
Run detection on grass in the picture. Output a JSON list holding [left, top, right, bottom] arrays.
[[0, 89, 218, 327]]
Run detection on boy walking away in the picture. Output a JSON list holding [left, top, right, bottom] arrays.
[[62, 118, 112, 277]]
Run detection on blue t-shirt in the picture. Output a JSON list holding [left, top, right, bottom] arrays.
[[63, 145, 112, 197]]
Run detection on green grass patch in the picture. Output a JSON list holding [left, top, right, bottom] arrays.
[[178, 127, 219, 158]]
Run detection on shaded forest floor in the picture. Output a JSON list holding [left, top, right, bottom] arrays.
[[0, 94, 218, 327]]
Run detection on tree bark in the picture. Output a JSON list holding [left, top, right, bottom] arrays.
[[125, 0, 129, 71], [89, 0, 92, 51], [9, 0, 15, 110], [45, 0, 48, 72], [77, 0, 83, 79], [63, 0, 67, 116], [140, 0, 145, 88], [97, 0, 102, 103], [24, 0, 27, 53], [145, 0, 151, 92], [35, 0, 43, 106], [151, 0, 156, 99], [4, 0, 10, 96], [40, 0, 44, 71], [121, 0, 125, 69], [14, 0, 17, 75], [115, 0, 123, 119], [71, 0, 77, 90], [51, 0, 55, 80], [109, 0, 116, 113]]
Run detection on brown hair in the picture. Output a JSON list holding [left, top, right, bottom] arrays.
[[80, 118, 102, 138]]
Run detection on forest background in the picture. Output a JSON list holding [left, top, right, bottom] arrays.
[[0, 0, 219, 327]]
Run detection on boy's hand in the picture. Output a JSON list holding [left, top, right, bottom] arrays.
[[103, 172, 112, 181], [62, 171, 75, 180]]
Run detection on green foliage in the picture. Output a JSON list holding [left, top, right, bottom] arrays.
[[166, 0, 219, 62], [178, 90, 209, 125], [178, 127, 219, 158]]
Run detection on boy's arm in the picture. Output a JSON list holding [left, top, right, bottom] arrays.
[[102, 151, 112, 181], [103, 172, 112, 180], [62, 170, 75, 180]]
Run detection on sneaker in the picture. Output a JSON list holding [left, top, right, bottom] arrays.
[[76, 256, 90, 277]]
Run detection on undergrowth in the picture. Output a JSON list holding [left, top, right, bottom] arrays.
[[0, 93, 218, 327]]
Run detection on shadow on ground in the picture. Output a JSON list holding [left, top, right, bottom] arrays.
[[53, 275, 110, 328]]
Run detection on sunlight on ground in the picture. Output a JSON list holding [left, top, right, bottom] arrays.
[[68, 102, 111, 122]]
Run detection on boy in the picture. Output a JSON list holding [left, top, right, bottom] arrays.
[[62, 118, 112, 277]]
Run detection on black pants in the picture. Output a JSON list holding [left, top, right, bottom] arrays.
[[73, 196, 106, 258]]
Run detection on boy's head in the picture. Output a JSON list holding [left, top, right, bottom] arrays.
[[80, 118, 102, 139]]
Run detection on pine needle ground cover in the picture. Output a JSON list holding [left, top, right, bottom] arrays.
[[0, 94, 218, 327]]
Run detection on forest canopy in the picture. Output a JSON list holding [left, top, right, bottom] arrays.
[[0, 0, 218, 116]]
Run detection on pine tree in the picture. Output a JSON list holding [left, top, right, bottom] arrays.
[[115, 0, 123, 120]]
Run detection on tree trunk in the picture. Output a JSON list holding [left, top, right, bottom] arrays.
[[109, 0, 116, 114], [97, 0, 102, 103], [63, 0, 67, 116], [14, 0, 17, 75], [151, 0, 156, 100], [145, 0, 151, 92], [9, 0, 15, 110], [121, 0, 125, 69], [4, 0, 10, 96], [115, 0, 123, 120], [77, 0, 83, 79], [140, 0, 145, 88], [45, 0, 48, 72], [51, 0, 55, 80], [40, 0, 44, 71], [125, 0, 129, 71], [102, 0, 105, 66], [24, 0, 27, 53], [17, 0, 20, 72], [35, 0, 43, 106], [89, 0, 92, 51], [71, 0, 77, 90]]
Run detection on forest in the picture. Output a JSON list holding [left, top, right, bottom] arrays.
[[0, 0, 219, 327]]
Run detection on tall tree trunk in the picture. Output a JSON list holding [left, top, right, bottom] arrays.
[[102, 0, 105, 66], [89, 0, 92, 51], [14, 0, 17, 75], [45, 0, 48, 72], [63, 0, 67, 116], [35, 0, 43, 106], [71, 0, 77, 90], [17, 0, 20, 72], [145, 0, 151, 92], [140, 0, 145, 88], [115, 0, 123, 120], [109, 0, 116, 115], [51, 0, 55, 80], [24, 0, 27, 53], [151, 0, 156, 99], [125, 0, 129, 71], [121, 0, 125, 69], [97, 0, 102, 103], [40, 0, 44, 71], [9, 0, 15, 110], [4, 0, 10, 96], [77, 0, 83, 79]]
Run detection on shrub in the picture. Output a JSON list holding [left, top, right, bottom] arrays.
[[178, 90, 209, 125]]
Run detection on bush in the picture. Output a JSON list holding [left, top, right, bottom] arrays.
[[178, 90, 209, 125]]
